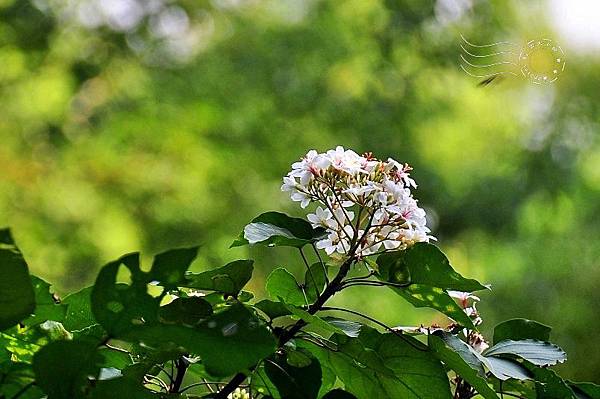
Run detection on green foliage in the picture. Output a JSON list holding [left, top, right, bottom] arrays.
[[1, 209, 598, 398], [232, 212, 326, 248], [0, 229, 35, 330], [376, 243, 486, 329], [492, 319, 552, 344]]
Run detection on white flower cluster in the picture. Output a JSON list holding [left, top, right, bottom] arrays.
[[282, 146, 434, 257]]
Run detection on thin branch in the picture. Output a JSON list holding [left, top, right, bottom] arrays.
[[320, 306, 427, 351], [299, 247, 320, 299], [341, 279, 411, 289], [145, 375, 169, 392], [311, 243, 329, 285]]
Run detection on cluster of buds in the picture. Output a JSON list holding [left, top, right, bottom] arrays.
[[282, 147, 433, 258], [228, 388, 250, 399]]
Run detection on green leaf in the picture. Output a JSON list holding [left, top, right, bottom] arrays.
[[62, 286, 98, 332], [308, 327, 451, 398], [522, 364, 576, 399], [24, 276, 67, 327], [149, 246, 199, 288], [89, 375, 157, 399], [266, 268, 306, 306], [322, 389, 358, 399], [375, 244, 486, 328], [231, 212, 326, 248], [322, 318, 361, 338], [0, 229, 35, 331], [0, 361, 44, 399], [389, 284, 476, 329], [185, 259, 254, 296], [254, 299, 292, 320], [286, 348, 313, 368], [265, 351, 323, 399], [282, 303, 346, 336], [483, 356, 531, 381], [428, 331, 498, 399], [493, 319, 552, 344], [33, 339, 102, 399], [92, 253, 161, 336], [376, 243, 487, 292], [305, 262, 328, 303], [158, 296, 213, 325], [568, 381, 600, 399], [484, 339, 566, 366], [124, 304, 276, 377], [491, 378, 537, 398]]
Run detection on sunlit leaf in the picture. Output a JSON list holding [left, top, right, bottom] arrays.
[[484, 339, 566, 367], [231, 212, 326, 248]]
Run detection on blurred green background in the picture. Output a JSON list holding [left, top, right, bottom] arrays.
[[1, 0, 598, 383]]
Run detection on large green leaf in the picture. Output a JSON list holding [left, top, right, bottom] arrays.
[[307, 327, 451, 398], [92, 253, 161, 336], [33, 339, 102, 399], [428, 331, 498, 399], [265, 350, 323, 399], [305, 262, 328, 303], [0, 229, 35, 331], [388, 284, 476, 329], [484, 339, 566, 366], [185, 259, 254, 296], [89, 376, 157, 399], [157, 296, 213, 325], [123, 304, 276, 376], [266, 268, 307, 306], [62, 286, 98, 332], [375, 243, 487, 328], [483, 356, 531, 381], [376, 243, 487, 292], [24, 276, 67, 327], [231, 212, 326, 248], [492, 319, 552, 344], [91, 250, 274, 377], [568, 381, 600, 399], [523, 364, 577, 399], [148, 246, 199, 288], [0, 361, 44, 399], [254, 299, 292, 320]]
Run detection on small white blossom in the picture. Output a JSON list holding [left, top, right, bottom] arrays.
[[307, 206, 334, 229]]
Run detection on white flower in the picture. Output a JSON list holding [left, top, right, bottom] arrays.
[[316, 231, 343, 255], [290, 191, 311, 208], [289, 150, 330, 185], [448, 291, 481, 309], [307, 206, 334, 229], [326, 146, 366, 174]]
